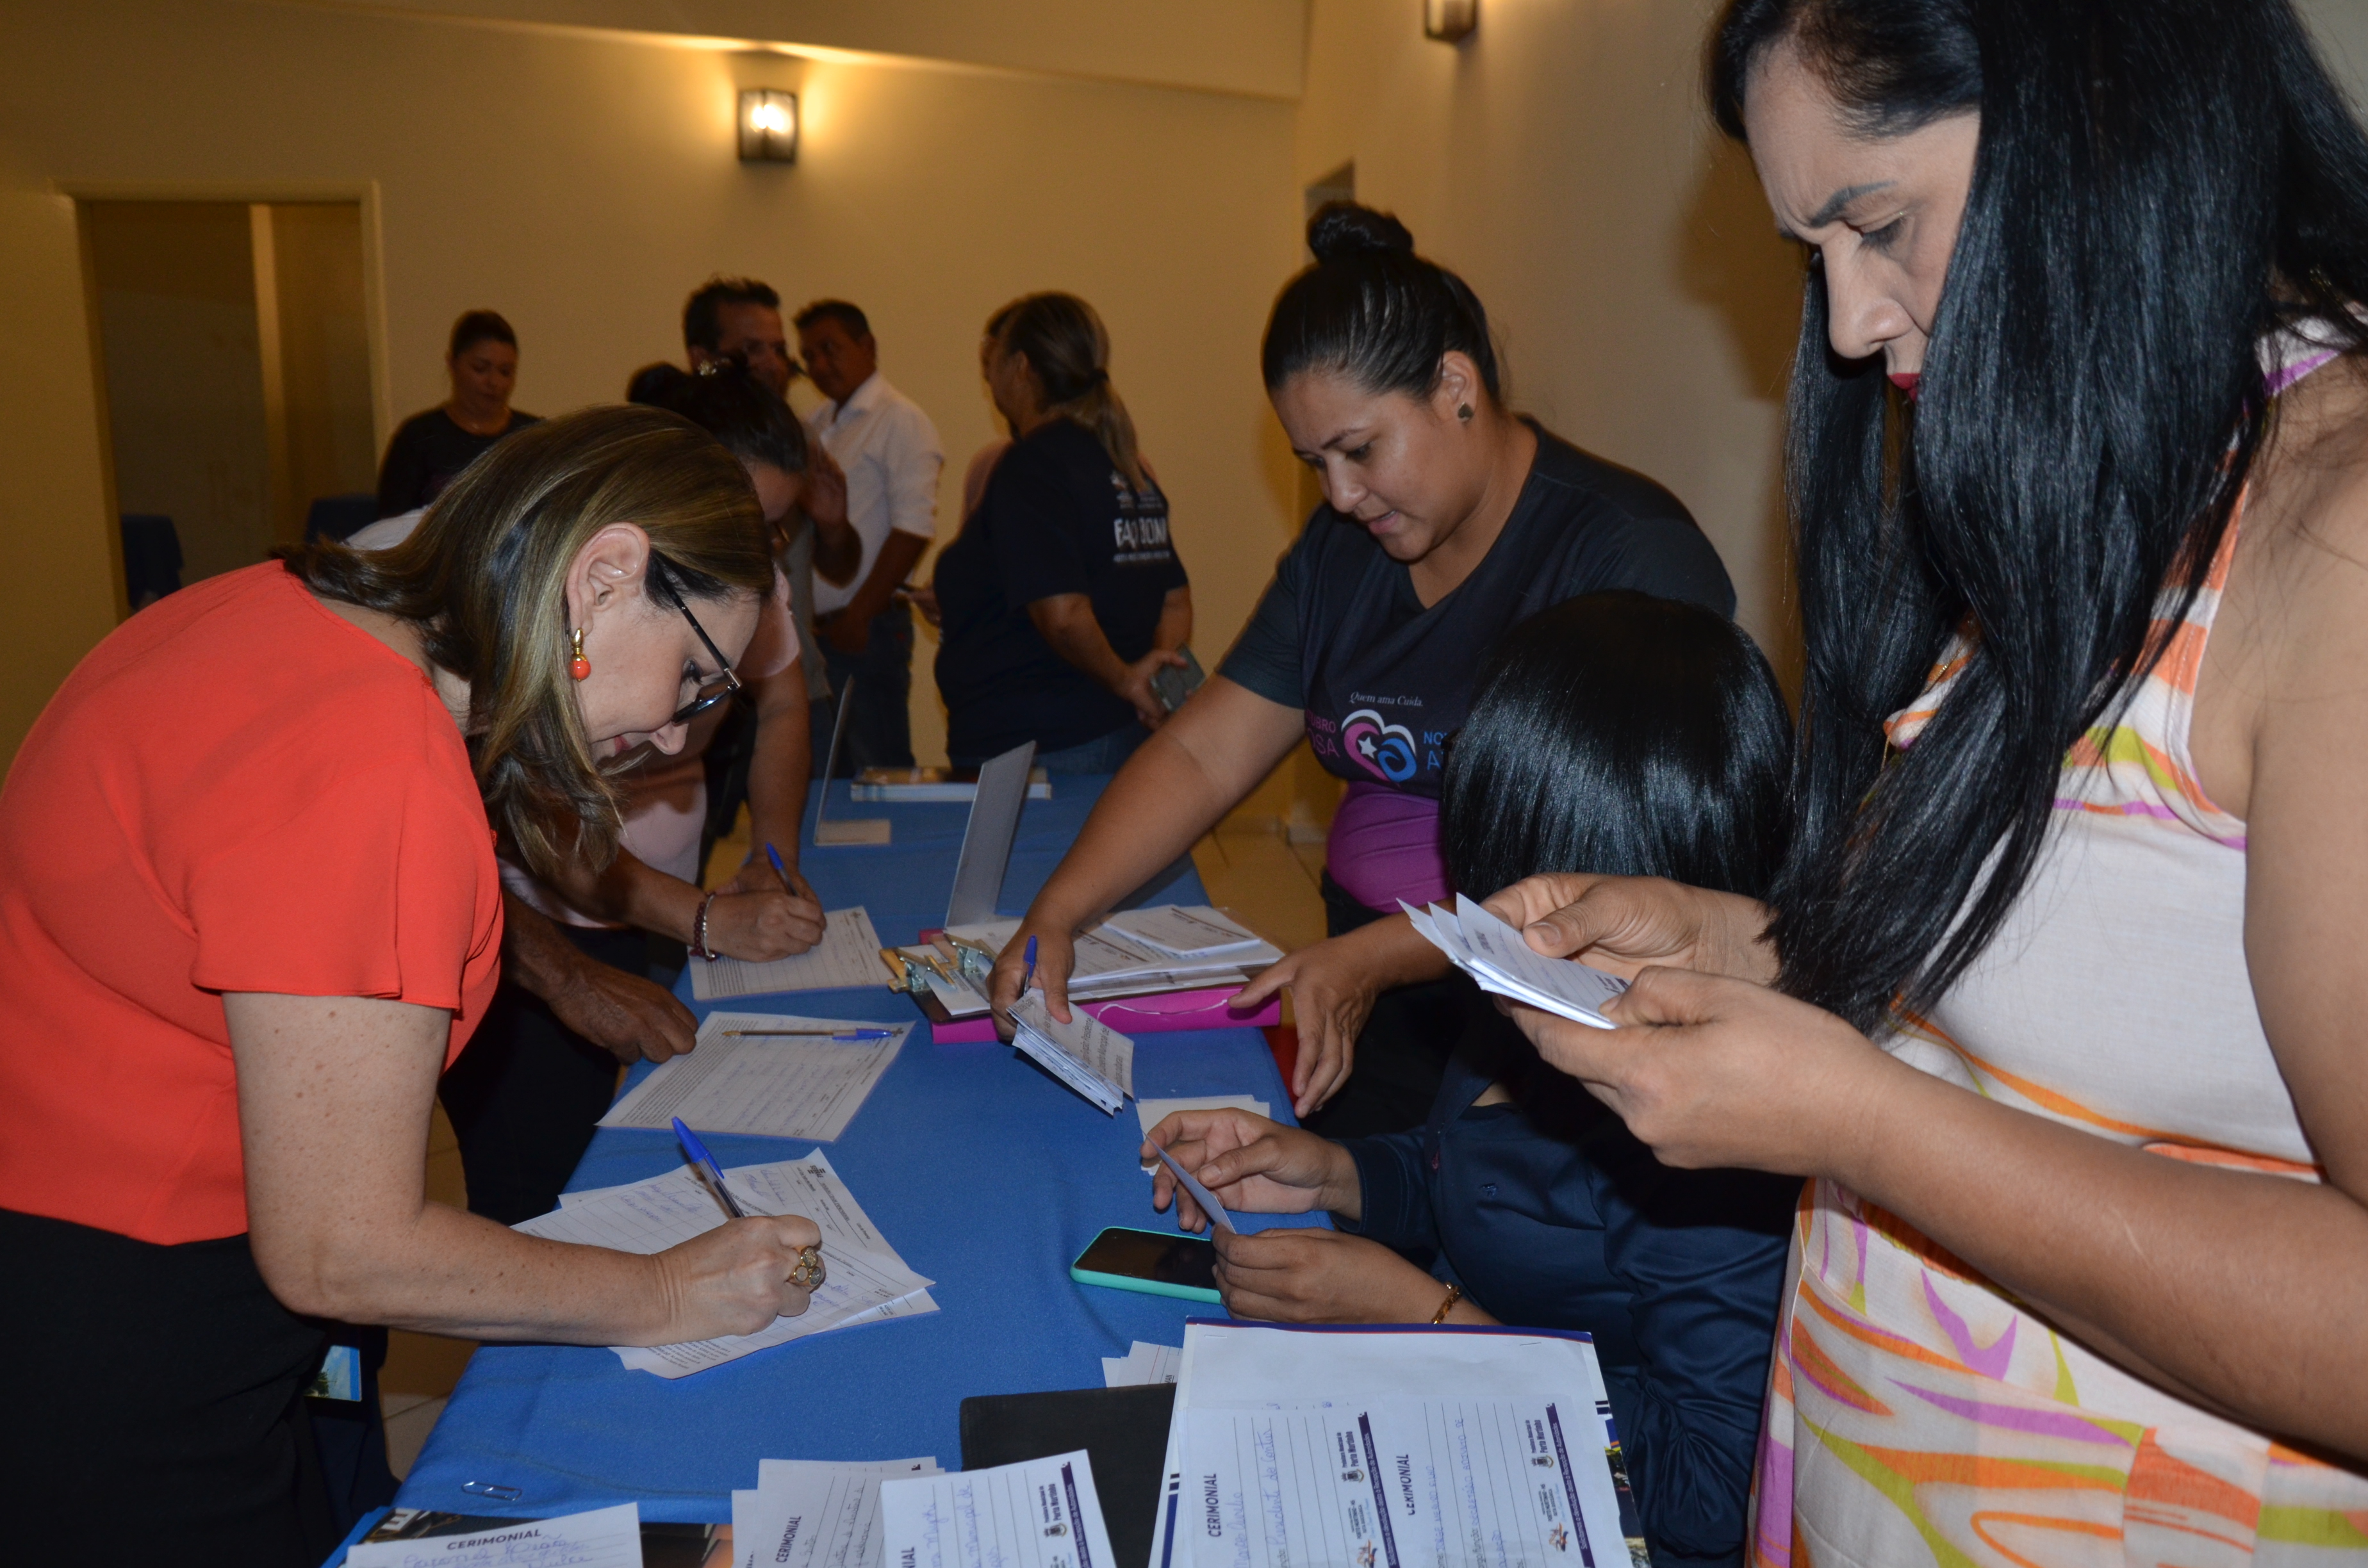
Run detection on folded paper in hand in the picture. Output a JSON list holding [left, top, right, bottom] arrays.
[[1402, 892, 1629, 1029], [1009, 992, 1134, 1115]]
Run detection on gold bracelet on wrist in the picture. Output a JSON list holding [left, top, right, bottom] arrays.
[[1429, 1282, 1463, 1325]]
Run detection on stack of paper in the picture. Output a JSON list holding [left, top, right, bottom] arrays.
[[693, 908, 889, 1002], [880, 1450, 1116, 1568], [1009, 993, 1134, 1115], [517, 1151, 935, 1378], [598, 1013, 908, 1140], [1149, 1321, 1638, 1568], [731, 1457, 942, 1568], [1102, 1340, 1182, 1387], [1100, 905, 1278, 961], [947, 908, 1283, 1000], [348, 1503, 644, 1567], [1403, 893, 1629, 1029]]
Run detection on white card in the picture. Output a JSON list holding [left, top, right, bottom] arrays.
[[1151, 1143, 1233, 1233]]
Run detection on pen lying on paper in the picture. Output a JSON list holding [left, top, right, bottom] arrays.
[[720, 1027, 897, 1039], [671, 1116, 746, 1219]]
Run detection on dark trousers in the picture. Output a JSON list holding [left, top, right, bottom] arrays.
[[439, 924, 639, 1225], [1299, 870, 1477, 1141], [0, 1207, 340, 1567], [812, 601, 916, 774]]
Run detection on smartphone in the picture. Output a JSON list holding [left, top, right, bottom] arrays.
[[1070, 1225, 1220, 1303], [1149, 646, 1206, 714]]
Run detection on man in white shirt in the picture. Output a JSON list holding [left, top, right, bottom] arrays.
[[796, 298, 945, 771]]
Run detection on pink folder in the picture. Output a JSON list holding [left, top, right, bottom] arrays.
[[925, 984, 1280, 1043]]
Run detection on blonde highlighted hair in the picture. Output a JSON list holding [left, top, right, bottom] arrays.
[[284, 404, 772, 878], [987, 292, 1147, 491]]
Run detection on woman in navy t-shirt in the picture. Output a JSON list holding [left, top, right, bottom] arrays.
[[993, 206, 1732, 1134], [933, 293, 1192, 772]]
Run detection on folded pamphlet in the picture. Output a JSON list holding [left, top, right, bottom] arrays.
[[1009, 992, 1135, 1115], [1402, 893, 1629, 1029]]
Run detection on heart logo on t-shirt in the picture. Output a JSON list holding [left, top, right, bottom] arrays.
[[1341, 707, 1418, 784]]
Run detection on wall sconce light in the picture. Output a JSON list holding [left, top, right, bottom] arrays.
[[1423, 0, 1476, 44], [738, 89, 799, 163]]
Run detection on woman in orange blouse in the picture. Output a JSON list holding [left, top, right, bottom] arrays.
[[0, 406, 821, 1564]]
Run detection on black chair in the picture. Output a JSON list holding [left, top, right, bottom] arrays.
[[119, 513, 183, 608], [304, 493, 381, 544]]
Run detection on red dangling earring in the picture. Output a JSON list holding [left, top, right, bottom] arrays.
[[568, 628, 591, 682]]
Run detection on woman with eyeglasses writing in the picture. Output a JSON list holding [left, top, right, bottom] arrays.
[[0, 406, 826, 1565]]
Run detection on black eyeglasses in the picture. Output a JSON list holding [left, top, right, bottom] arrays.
[[649, 556, 743, 726]]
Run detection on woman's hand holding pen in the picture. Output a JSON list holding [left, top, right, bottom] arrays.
[[645, 1213, 824, 1341], [989, 921, 1077, 1033], [701, 886, 824, 956]]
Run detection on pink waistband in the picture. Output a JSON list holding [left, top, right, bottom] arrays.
[[1326, 781, 1452, 913]]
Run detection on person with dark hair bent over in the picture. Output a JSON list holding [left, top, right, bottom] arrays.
[[992, 204, 1734, 1137], [933, 292, 1192, 772], [375, 309, 540, 516], [1149, 593, 1798, 1567]]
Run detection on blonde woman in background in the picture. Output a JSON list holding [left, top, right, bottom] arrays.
[[932, 291, 1193, 772]]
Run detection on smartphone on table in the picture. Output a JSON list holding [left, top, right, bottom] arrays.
[[1070, 1226, 1219, 1304]]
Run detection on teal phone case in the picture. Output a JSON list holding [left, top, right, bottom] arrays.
[[1070, 1228, 1222, 1304]]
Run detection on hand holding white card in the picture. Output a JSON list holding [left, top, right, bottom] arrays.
[[1401, 894, 1629, 1029], [1151, 1143, 1233, 1232]]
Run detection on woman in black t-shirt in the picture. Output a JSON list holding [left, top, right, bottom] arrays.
[[992, 206, 1734, 1136], [933, 293, 1192, 772], [375, 310, 542, 517]]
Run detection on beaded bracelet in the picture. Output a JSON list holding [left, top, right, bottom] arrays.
[[1430, 1282, 1463, 1325], [693, 890, 721, 961]]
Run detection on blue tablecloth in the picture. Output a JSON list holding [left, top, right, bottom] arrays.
[[393, 776, 1315, 1523]]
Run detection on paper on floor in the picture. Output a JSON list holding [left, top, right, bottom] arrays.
[[880, 1450, 1115, 1568], [691, 908, 888, 1001], [515, 1151, 935, 1377], [1008, 992, 1134, 1115], [599, 1013, 907, 1140], [345, 1501, 641, 1567], [1101, 1341, 1182, 1388]]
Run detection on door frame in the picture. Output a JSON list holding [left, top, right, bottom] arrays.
[[58, 179, 393, 457]]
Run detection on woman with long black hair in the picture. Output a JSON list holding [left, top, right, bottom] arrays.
[[992, 206, 1734, 1136], [1499, 0, 2368, 1556]]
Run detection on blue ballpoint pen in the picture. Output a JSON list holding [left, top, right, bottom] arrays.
[[1022, 935, 1037, 992], [764, 842, 794, 893], [671, 1116, 748, 1219]]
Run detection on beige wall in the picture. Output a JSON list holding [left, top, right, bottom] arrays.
[[1297, 0, 1804, 679], [0, 0, 1304, 765], [0, 188, 124, 767]]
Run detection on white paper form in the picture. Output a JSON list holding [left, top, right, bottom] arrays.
[[1135, 1096, 1270, 1136], [599, 1013, 908, 1139], [1402, 897, 1628, 1030], [1100, 906, 1283, 965], [693, 908, 889, 1001], [1009, 993, 1134, 1115], [1187, 1398, 1620, 1568], [948, 918, 1254, 998], [1147, 1324, 1624, 1568], [880, 1450, 1117, 1568], [1102, 1341, 1182, 1387], [345, 1502, 642, 1567], [514, 1152, 937, 1378], [734, 1458, 941, 1568]]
